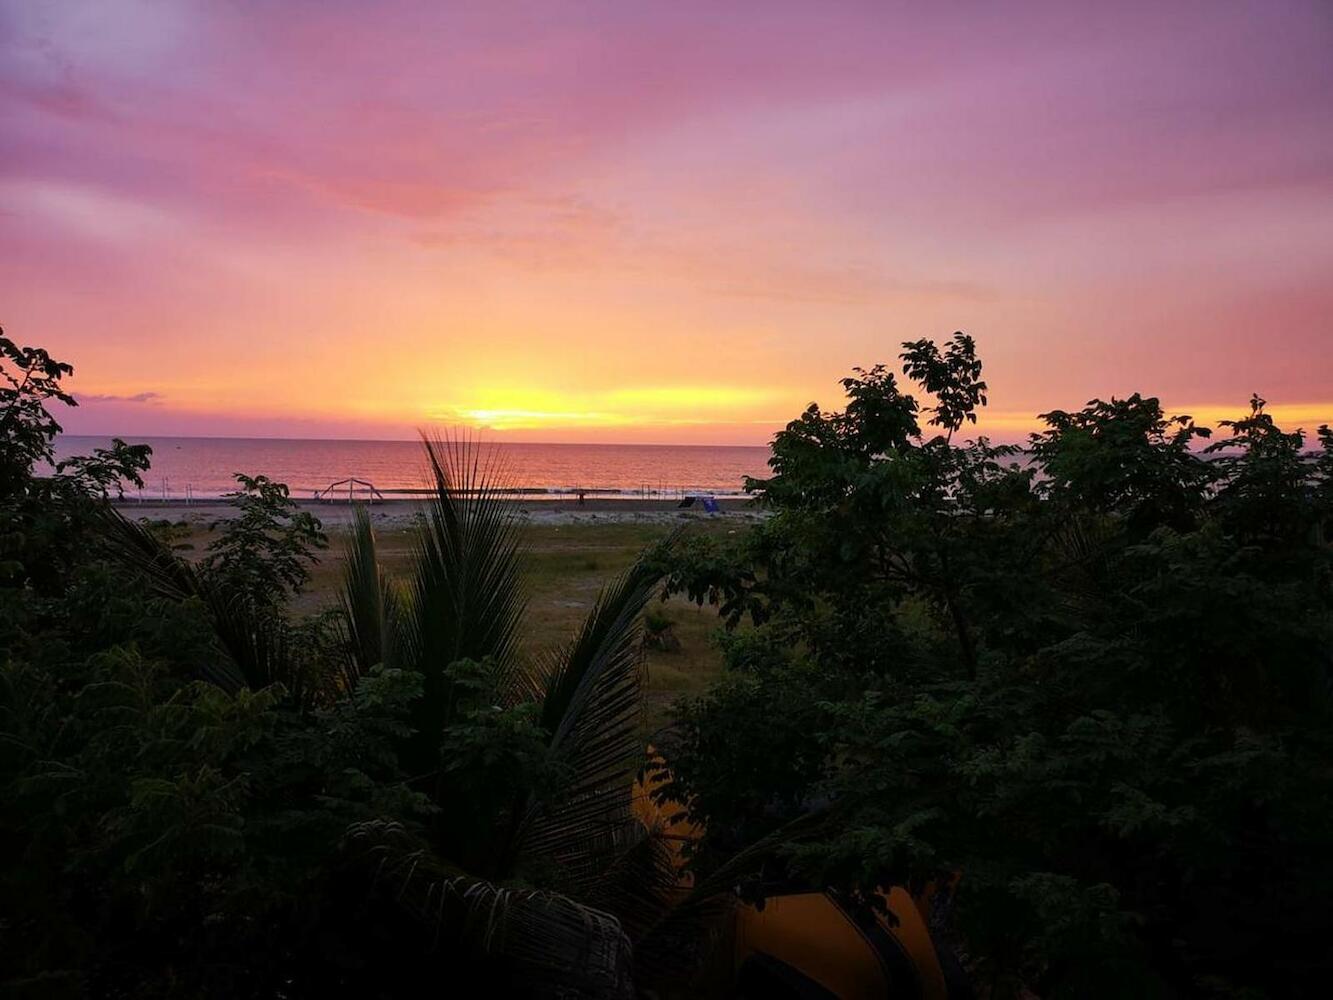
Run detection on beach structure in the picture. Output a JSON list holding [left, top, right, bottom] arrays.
[[313, 477, 386, 503]]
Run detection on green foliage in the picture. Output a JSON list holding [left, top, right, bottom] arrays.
[[11, 320, 1331, 997], [901, 332, 987, 434], [1, 327, 153, 592], [1031, 391, 1213, 534], [1205, 394, 1316, 542], [657, 335, 1333, 997], [0, 562, 441, 997], [643, 606, 671, 634], [3, 334, 675, 997], [202, 473, 328, 607], [0, 327, 75, 499], [438, 658, 571, 823], [55, 437, 153, 498]]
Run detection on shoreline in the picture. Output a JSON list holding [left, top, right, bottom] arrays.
[[112, 495, 764, 527]]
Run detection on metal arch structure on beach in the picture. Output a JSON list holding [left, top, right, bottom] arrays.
[[312, 478, 387, 503]]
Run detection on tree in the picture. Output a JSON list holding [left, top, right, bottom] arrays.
[[1, 326, 150, 593], [0, 328, 75, 499], [1205, 393, 1314, 542], [2, 331, 685, 997], [331, 437, 678, 990], [656, 334, 1333, 998], [0, 329, 149, 501], [44, 435, 681, 997], [202, 473, 329, 608], [1030, 392, 1213, 536], [666, 332, 1035, 678]]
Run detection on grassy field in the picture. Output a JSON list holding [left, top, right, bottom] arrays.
[[166, 516, 736, 729]]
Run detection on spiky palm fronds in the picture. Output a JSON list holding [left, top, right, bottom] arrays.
[[345, 819, 634, 999], [402, 433, 527, 677], [506, 548, 672, 893], [337, 446, 687, 977], [380, 434, 530, 768], [89, 504, 293, 697], [581, 818, 685, 946], [338, 504, 403, 688], [1045, 511, 1124, 629], [630, 807, 836, 992], [97, 434, 689, 987]]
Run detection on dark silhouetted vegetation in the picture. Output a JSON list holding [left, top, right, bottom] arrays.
[[654, 333, 1333, 998], [4, 324, 1332, 998], [1, 328, 687, 998]]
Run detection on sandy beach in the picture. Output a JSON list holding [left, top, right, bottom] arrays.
[[112, 495, 765, 528]]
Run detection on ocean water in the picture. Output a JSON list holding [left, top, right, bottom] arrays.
[[51, 436, 773, 500]]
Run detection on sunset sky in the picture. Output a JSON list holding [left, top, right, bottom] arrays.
[[2, 0, 1330, 444]]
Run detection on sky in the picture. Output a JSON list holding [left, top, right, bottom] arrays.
[[2, 0, 1331, 444]]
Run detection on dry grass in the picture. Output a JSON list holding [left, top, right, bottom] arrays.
[[168, 516, 736, 730], [509, 522, 732, 728]]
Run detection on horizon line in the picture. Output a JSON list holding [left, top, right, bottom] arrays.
[[55, 431, 778, 449]]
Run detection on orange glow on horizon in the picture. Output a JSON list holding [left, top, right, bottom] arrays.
[[421, 384, 789, 433]]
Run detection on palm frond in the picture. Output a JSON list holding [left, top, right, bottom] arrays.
[[582, 817, 684, 945], [506, 539, 675, 893], [401, 433, 527, 684], [88, 504, 298, 698], [1046, 511, 1120, 626], [631, 807, 835, 990], [89, 502, 204, 603], [338, 504, 403, 689], [345, 819, 634, 999]]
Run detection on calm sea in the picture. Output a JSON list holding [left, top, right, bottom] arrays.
[[52, 436, 773, 500]]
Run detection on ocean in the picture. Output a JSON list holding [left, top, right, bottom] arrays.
[[51, 436, 773, 501]]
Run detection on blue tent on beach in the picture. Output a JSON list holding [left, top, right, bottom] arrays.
[[678, 494, 721, 513]]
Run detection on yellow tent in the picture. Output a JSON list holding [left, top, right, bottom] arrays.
[[633, 768, 958, 998]]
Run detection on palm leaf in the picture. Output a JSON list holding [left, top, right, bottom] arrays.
[[88, 504, 300, 699], [338, 504, 403, 688], [367, 433, 531, 781], [401, 433, 527, 686], [345, 819, 634, 999], [505, 540, 674, 893], [1045, 511, 1121, 627], [631, 807, 836, 990], [582, 816, 684, 945]]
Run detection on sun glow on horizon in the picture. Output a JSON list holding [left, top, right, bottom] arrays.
[[424, 383, 793, 433]]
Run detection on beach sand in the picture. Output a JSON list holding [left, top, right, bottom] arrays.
[[116, 496, 749, 728], [113, 495, 764, 528]]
